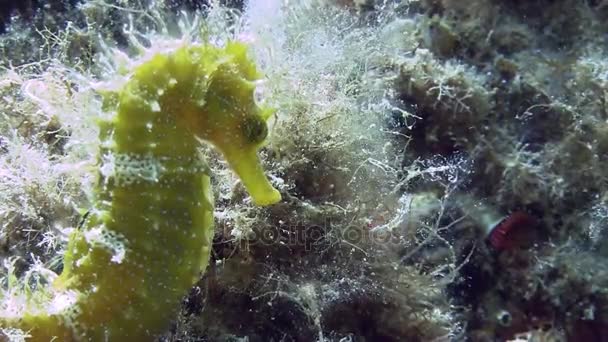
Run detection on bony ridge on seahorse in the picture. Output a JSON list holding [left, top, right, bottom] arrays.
[[0, 41, 281, 341]]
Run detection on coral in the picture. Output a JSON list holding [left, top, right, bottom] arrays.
[[0, 40, 280, 340]]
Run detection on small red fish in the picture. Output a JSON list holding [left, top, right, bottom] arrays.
[[488, 211, 537, 251]]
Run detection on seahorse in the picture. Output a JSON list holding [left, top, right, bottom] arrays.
[[0, 41, 281, 341]]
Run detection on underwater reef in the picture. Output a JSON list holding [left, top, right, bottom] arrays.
[[1, 0, 608, 341]]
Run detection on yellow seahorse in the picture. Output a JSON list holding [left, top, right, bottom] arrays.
[[0, 41, 281, 341]]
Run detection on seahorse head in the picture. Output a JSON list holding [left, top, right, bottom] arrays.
[[100, 41, 281, 206], [181, 41, 281, 206]]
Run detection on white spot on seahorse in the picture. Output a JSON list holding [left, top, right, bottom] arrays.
[[150, 100, 161, 112], [83, 226, 128, 264], [111, 153, 166, 185]]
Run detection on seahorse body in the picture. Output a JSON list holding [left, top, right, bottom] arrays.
[[0, 42, 281, 341]]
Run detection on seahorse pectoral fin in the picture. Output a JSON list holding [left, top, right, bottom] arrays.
[[220, 145, 281, 206]]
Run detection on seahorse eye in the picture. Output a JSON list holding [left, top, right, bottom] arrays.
[[243, 115, 268, 144]]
